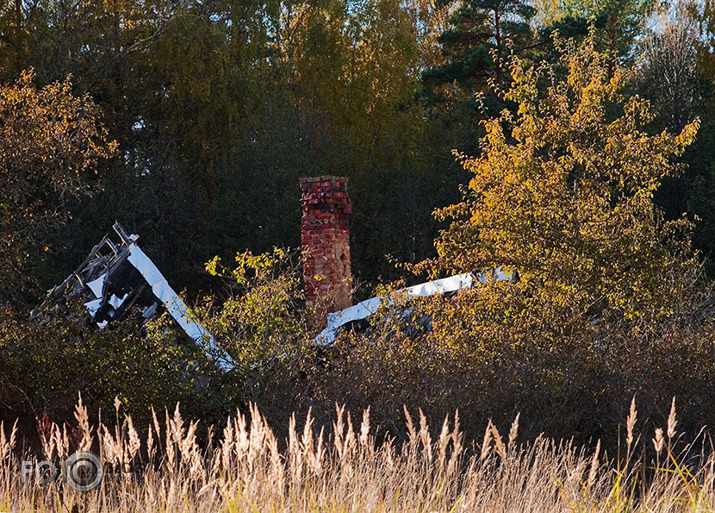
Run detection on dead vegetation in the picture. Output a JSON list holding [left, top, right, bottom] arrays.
[[0, 396, 713, 512]]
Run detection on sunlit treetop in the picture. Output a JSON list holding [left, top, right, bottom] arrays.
[[427, 30, 700, 321]]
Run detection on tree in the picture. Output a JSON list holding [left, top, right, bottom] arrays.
[[626, 1, 715, 276], [0, 0, 446, 291], [421, 0, 536, 99], [418, 0, 538, 221], [544, 0, 654, 65], [637, 20, 701, 133], [429, 31, 701, 323], [0, 71, 116, 304], [403, 0, 452, 70], [407, 33, 710, 441]]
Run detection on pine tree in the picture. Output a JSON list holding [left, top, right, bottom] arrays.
[[421, 0, 536, 100]]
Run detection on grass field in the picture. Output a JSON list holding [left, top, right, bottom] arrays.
[[0, 397, 712, 512]]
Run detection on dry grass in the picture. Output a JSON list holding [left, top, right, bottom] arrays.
[[0, 397, 713, 512]]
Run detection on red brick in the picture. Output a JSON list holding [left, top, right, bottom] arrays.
[[300, 176, 352, 319]]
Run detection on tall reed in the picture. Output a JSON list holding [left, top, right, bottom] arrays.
[[0, 396, 712, 512]]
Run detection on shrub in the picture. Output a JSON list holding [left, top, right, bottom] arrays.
[[0, 302, 225, 432]]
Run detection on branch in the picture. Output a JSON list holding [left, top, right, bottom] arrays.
[[123, 16, 175, 56]]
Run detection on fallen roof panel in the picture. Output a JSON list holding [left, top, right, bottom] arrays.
[[36, 222, 234, 372], [315, 269, 510, 345]]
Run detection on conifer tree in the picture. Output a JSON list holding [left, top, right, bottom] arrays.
[[421, 0, 536, 99]]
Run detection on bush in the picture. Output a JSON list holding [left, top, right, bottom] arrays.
[[0, 302, 228, 433], [304, 273, 714, 450]]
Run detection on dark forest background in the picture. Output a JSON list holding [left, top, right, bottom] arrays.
[[0, 0, 714, 306]]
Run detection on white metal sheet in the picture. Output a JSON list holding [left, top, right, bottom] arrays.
[[127, 245, 233, 371], [87, 274, 106, 299], [315, 270, 509, 345]]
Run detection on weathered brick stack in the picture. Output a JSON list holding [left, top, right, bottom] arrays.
[[300, 176, 352, 317]]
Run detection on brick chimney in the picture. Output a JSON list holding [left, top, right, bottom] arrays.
[[300, 176, 352, 316]]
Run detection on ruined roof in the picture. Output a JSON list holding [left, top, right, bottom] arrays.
[[36, 223, 233, 371], [315, 269, 511, 345]]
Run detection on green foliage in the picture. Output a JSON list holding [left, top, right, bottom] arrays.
[[422, 0, 536, 96], [543, 0, 654, 61], [0, 303, 222, 427], [418, 0, 536, 159], [334, 28, 715, 447], [201, 248, 311, 379], [0, 0, 452, 294], [0, 0, 713, 457], [642, 3, 715, 276], [306, 283, 714, 447]]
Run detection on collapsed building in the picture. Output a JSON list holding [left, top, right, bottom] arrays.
[[35, 223, 233, 371], [299, 176, 509, 344], [38, 176, 505, 370]]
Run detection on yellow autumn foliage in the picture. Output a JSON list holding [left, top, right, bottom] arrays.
[[430, 31, 701, 324], [0, 70, 116, 302]]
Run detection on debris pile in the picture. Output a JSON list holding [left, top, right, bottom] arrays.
[[35, 223, 232, 370]]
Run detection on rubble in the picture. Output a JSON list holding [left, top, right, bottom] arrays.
[[35, 223, 233, 371]]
